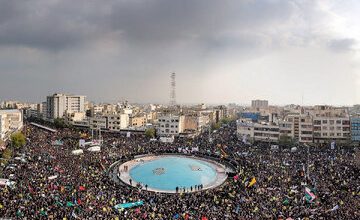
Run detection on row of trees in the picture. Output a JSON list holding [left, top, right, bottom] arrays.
[[1, 132, 26, 167], [211, 117, 235, 131]]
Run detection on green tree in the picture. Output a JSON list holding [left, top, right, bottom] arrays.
[[2, 148, 12, 160], [279, 134, 294, 147], [54, 118, 66, 128], [11, 132, 26, 149], [145, 128, 156, 138], [220, 117, 233, 124], [211, 122, 221, 131]]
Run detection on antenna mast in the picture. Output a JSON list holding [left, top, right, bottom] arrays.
[[170, 72, 176, 106]]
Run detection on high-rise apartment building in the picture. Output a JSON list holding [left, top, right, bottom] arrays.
[[46, 93, 85, 119], [251, 100, 268, 109]]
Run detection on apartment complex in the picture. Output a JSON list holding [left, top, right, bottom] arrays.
[[157, 115, 185, 136], [0, 109, 23, 140], [238, 105, 351, 144], [251, 100, 268, 109], [311, 106, 350, 143], [351, 117, 360, 141], [237, 120, 279, 143], [89, 114, 129, 131], [46, 93, 86, 119], [129, 114, 147, 128]]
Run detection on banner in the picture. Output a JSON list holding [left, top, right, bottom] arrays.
[[114, 201, 144, 209], [331, 141, 336, 150], [305, 187, 316, 203], [79, 139, 85, 147]]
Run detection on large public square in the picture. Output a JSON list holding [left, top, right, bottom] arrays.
[[1, 121, 359, 219]]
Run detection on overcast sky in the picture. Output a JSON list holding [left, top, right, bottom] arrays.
[[0, 0, 359, 105]]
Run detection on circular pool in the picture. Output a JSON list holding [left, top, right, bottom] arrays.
[[118, 155, 227, 193]]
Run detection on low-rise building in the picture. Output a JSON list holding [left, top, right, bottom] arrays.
[[157, 115, 185, 136], [129, 114, 147, 128], [351, 117, 360, 142], [0, 109, 23, 140], [253, 123, 279, 142], [237, 120, 279, 143], [311, 106, 350, 144]]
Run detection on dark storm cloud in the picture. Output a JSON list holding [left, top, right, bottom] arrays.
[[0, 0, 296, 50], [0, 0, 359, 105]]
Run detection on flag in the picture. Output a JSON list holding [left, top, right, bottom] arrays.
[[66, 201, 75, 207], [248, 177, 256, 187], [55, 201, 64, 207], [330, 205, 339, 212], [233, 175, 239, 181], [305, 187, 316, 203], [201, 216, 208, 220], [283, 198, 289, 206], [79, 186, 86, 191]]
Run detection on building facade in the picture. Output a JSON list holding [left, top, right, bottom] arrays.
[[251, 100, 269, 109], [129, 115, 147, 128], [351, 117, 360, 141], [0, 109, 23, 140], [46, 94, 85, 120], [157, 115, 185, 136]]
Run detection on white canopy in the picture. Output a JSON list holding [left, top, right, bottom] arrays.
[[71, 149, 84, 155], [87, 146, 101, 152]]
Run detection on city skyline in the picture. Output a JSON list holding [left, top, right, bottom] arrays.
[[0, 0, 360, 105]]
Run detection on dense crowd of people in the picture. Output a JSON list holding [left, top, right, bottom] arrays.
[[1, 121, 359, 219]]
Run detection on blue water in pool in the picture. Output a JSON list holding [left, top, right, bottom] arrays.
[[129, 156, 217, 191]]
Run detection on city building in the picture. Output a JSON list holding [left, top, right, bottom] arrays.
[[157, 115, 185, 136], [237, 119, 279, 143], [105, 114, 129, 131], [251, 100, 269, 109], [351, 117, 360, 142], [0, 109, 23, 140], [88, 114, 129, 131], [129, 114, 147, 128], [46, 93, 86, 120], [311, 106, 350, 144]]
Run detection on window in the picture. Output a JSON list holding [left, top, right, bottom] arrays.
[[322, 120, 327, 124]]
